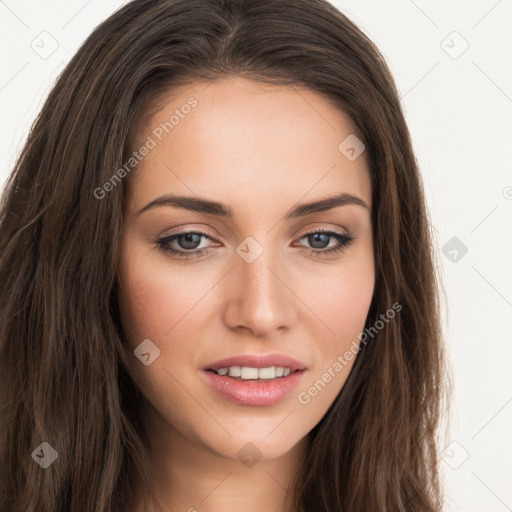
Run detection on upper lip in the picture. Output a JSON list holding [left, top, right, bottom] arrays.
[[203, 353, 308, 372]]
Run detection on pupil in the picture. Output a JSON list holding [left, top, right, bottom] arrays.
[[309, 233, 329, 249], [179, 233, 201, 250]]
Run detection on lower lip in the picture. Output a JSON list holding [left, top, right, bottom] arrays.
[[201, 369, 306, 406]]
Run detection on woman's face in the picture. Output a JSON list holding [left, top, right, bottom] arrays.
[[118, 76, 374, 462]]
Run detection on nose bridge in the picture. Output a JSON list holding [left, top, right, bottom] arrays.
[[223, 239, 296, 336]]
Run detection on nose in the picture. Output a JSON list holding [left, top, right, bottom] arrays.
[[222, 247, 298, 338]]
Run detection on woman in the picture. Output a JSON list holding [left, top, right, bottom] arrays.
[[0, 0, 450, 510]]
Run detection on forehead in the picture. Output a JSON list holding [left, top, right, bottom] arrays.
[[126, 76, 371, 214]]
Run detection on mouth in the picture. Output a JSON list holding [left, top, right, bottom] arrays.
[[201, 366, 307, 406], [203, 353, 307, 374], [205, 366, 304, 380], [201, 353, 308, 406]]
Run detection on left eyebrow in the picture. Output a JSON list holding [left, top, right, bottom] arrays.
[[135, 192, 369, 217], [284, 192, 370, 218]]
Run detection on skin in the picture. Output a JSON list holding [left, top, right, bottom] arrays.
[[117, 76, 375, 512]]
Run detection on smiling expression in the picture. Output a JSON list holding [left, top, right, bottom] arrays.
[[117, 76, 375, 462]]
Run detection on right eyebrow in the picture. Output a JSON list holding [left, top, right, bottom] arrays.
[[136, 194, 233, 217]]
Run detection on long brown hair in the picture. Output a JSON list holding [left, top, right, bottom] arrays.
[[0, 0, 451, 510]]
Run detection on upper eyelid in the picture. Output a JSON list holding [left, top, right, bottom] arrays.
[[159, 227, 216, 242], [160, 226, 349, 238], [159, 226, 351, 246]]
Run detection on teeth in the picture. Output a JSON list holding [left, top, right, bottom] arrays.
[[215, 366, 295, 379], [227, 366, 241, 377], [241, 366, 259, 379], [257, 367, 275, 379]]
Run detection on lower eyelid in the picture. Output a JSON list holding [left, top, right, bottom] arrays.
[[156, 229, 354, 255]]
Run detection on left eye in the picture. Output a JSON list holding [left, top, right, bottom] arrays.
[[294, 230, 356, 257], [299, 231, 347, 250], [155, 229, 355, 259]]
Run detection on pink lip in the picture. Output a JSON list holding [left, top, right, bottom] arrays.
[[201, 368, 307, 406], [203, 353, 308, 372]]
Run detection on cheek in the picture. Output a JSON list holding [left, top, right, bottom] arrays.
[[328, 272, 374, 340], [118, 250, 210, 345], [118, 267, 171, 345], [295, 250, 374, 410], [300, 249, 375, 345]]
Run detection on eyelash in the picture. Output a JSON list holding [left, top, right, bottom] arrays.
[[155, 227, 355, 260]]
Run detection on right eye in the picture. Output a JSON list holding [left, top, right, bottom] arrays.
[[155, 229, 219, 259]]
